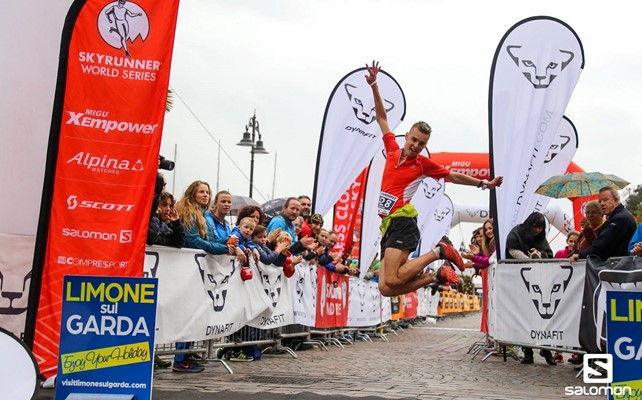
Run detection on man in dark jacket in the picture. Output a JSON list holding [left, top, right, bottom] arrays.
[[571, 186, 636, 262]]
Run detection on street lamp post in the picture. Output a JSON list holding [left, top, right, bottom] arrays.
[[236, 111, 268, 198]]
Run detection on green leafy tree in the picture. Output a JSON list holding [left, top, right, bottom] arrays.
[[624, 184, 642, 220]]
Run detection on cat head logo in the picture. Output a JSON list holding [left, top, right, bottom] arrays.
[[355, 279, 367, 313], [295, 276, 305, 303], [506, 45, 575, 89], [195, 254, 236, 312], [521, 265, 572, 319], [422, 179, 442, 200], [344, 83, 394, 124], [143, 251, 159, 278], [0, 267, 31, 316], [98, 0, 149, 58], [434, 206, 452, 222], [257, 265, 283, 307], [544, 134, 571, 163]]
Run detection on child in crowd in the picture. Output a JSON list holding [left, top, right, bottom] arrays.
[[252, 225, 288, 266], [554, 231, 580, 259], [230, 217, 261, 264], [276, 232, 303, 277]]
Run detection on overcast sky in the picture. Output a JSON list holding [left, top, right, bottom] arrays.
[[160, 0, 642, 249]]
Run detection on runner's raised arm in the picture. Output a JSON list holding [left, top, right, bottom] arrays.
[[365, 61, 391, 135]]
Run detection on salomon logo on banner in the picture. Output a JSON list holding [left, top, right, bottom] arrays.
[[506, 46, 574, 88], [98, 1, 149, 58], [520, 265, 572, 319]]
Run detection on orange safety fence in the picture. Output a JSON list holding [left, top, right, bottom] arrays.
[[437, 291, 481, 316]]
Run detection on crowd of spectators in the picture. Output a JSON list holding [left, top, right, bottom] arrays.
[[147, 177, 641, 371], [458, 186, 640, 367], [147, 182, 360, 371]]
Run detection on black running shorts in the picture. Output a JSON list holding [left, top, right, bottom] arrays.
[[381, 216, 420, 256]]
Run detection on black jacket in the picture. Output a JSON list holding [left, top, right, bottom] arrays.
[[147, 214, 185, 248], [579, 203, 637, 260]]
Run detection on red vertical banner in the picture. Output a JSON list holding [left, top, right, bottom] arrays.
[[315, 268, 349, 328], [30, 0, 180, 377], [401, 291, 418, 319], [332, 168, 367, 255]]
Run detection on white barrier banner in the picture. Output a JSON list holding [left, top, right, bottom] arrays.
[[247, 261, 294, 329], [491, 260, 585, 347], [290, 260, 317, 327], [0, 234, 35, 339], [487, 260, 498, 337], [381, 295, 392, 322], [144, 247, 272, 344], [417, 287, 439, 317], [347, 277, 382, 327]]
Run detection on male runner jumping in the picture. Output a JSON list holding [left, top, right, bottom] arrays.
[[366, 61, 503, 297]]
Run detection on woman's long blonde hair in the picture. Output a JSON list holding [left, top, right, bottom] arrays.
[[175, 180, 211, 239]]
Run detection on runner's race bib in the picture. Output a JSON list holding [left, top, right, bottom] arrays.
[[378, 192, 398, 216]]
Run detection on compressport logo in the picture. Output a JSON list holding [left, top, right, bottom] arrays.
[[66, 195, 134, 212], [98, 0, 149, 59], [57, 256, 129, 269], [62, 228, 133, 243], [67, 152, 144, 175]]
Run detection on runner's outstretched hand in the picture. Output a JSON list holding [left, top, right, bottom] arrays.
[[365, 60, 380, 85], [488, 176, 504, 189]]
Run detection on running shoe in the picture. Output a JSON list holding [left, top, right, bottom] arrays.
[[435, 263, 460, 285], [186, 353, 208, 365], [437, 236, 465, 271], [228, 351, 254, 362], [172, 360, 204, 373]]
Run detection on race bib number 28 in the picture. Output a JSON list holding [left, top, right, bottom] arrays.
[[378, 192, 398, 216]]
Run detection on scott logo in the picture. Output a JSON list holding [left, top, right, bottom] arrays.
[[506, 45, 575, 89], [98, 0, 149, 58], [583, 354, 612, 383], [344, 83, 394, 124], [67, 195, 79, 210], [66, 195, 135, 212]]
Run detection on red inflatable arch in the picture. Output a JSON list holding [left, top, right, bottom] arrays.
[[430, 152, 591, 231]]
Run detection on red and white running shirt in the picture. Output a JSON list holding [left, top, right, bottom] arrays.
[[379, 132, 450, 217]]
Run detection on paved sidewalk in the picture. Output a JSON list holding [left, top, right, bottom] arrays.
[[39, 313, 598, 399]]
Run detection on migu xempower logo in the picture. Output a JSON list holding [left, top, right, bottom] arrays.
[[98, 0, 149, 58], [506, 45, 575, 88]]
